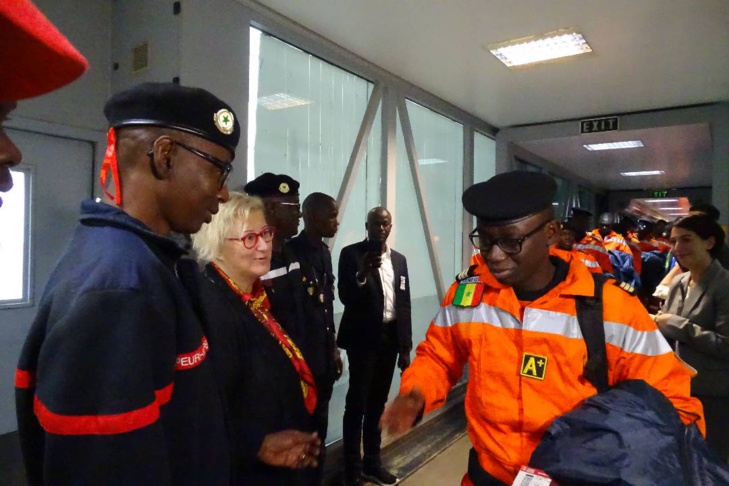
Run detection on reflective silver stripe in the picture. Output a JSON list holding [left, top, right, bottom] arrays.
[[433, 304, 520, 329], [433, 304, 671, 356], [260, 261, 301, 281], [260, 267, 287, 280], [605, 236, 627, 245], [580, 258, 601, 268], [605, 320, 671, 356], [575, 243, 609, 254]]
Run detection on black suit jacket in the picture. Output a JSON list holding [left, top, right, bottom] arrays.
[[336, 240, 412, 353]]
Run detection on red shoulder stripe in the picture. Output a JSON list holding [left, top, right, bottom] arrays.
[[34, 383, 174, 435], [15, 369, 36, 389]]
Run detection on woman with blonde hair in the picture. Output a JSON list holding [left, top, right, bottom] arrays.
[[192, 191, 320, 484]]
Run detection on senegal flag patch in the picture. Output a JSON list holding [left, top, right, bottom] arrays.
[[452, 282, 484, 307]]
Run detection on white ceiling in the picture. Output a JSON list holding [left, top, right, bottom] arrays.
[[255, 0, 729, 190]]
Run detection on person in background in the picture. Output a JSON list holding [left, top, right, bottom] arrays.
[[288, 192, 344, 484], [552, 219, 602, 273], [244, 173, 307, 344], [381, 171, 704, 486], [594, 212, 638, 287], [16, 83, 238, 484], [617, 215, 643, 276], [0, 0, 88, 208], [654, 213, 729, 462], [689, 203, 729, 269], [338, 207, 412, 486], [571, 207, 612, 274], [192, 192, 321, 484]]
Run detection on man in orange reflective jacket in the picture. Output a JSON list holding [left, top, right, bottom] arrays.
[[571, 208, 613, 274], [553, 219, 602, 274], [381, 171, 704, 486]]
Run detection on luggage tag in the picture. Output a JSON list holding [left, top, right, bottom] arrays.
[[510, 466, 553, 486]]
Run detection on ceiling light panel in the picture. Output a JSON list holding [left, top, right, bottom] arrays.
[[620, 170, 665, 177], [258, 93, 312, 110], [584, 141, 644, 151], [487, 28, 592, 68]]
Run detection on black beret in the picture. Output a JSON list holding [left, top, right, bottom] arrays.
[[560, 219, 582, 233], [570, 207, 593, 218], [244, 172, 300, 198], [104, 82, 240, 156], [462, 171, 556, 225]]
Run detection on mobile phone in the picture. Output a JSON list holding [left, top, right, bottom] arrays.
[[365, 239, 382, 254]]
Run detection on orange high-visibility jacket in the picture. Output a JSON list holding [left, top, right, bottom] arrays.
[[639, 237, 662, 253], [576, 232, 612, 273], [550, 247, 602, 274], [626, 233, 643, 275], [400, 253, 704, 485]]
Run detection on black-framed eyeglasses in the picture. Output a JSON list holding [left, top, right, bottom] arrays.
[[226, 226, 275, 249], [469, 220, 550, 255], [149, 140, 232, 188]]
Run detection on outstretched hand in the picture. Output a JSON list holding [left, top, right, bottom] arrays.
[[257, 430, 321, 469], [380, 389, 425, 437]]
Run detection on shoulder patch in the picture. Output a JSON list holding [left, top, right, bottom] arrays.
[[452, 282, 484, 307], [455, 264, 478, 282], [458, 276, 481, 284]]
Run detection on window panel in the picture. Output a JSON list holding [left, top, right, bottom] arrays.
[[0, 170, 29, 304]]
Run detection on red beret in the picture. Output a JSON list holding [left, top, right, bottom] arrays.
[[0, 0, 88, 102]]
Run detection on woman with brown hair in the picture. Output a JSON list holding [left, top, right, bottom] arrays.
[[655, 213, 729, 461]]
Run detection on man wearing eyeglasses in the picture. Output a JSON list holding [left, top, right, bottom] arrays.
[[338, 207, 412, 486], [381, 171, 703, 485], [16, 83, 238, 485]]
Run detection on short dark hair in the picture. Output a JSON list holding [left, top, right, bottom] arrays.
[[673, 213, 726, 259], [689, 203, 721, 221]]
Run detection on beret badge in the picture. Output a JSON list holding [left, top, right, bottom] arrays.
[[279, 182, 290, 194], [214, 109, 235, 135]]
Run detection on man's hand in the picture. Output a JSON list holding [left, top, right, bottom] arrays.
[[357, 252, 382, 278], [334, 348, 344, 381], [397, 350, 411, 372], [257, 430, 321, 469], [380, 389, 425, 437]]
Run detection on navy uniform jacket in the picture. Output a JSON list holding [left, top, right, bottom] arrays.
[[15, 200, 230, 486], [195, 265, 315, 485], [261, 246, 307, 348], [337, 240, 412, 353], [288, 231, 336, 383]]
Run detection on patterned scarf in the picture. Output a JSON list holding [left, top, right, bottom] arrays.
[[211, 263, 317, 414]]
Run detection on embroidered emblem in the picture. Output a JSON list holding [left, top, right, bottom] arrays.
[[520, 353, 547, 380], [279, 182, 290, 194], [213, 109, 235, 134], [458, 276, 481, 284]]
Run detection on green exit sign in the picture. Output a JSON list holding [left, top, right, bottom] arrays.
[[652, 190, 669, 198]]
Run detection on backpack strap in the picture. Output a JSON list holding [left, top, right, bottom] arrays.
[[575, 273, 610, 393]]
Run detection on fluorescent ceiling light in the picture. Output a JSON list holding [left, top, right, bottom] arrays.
[[620, 170, 665, 177], [487, 28, 592, 68], [659, 207, 683, 210], [643, 198, 679, 203], [584, 141, 644, 151], [257, 93, 312, 110], [418, 158, 449, 165]]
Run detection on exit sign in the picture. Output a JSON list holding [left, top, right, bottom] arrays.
[[580, 116, 619, 134], [651, 190, 669, 198]]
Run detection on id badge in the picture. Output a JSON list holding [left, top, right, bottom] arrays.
[[400, 276, 406, 290], [510, 466, 553, 486]]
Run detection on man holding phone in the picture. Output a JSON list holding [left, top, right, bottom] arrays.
[[337, 207, 412, 486]]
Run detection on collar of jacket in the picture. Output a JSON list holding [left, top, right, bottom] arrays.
[[78, 198, 187, 259]]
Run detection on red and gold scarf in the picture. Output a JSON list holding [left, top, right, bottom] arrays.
[[211, 263, 317, 414]]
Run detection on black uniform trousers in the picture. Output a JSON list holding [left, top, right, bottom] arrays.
[[342, 321, 399, 474]]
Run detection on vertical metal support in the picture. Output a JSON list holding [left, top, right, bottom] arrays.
[[380, 85, 398, 211], [396, 96, 446, 300], [328, 83, 383, 249], [462, 126, 475, 269]]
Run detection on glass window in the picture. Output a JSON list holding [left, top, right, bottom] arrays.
[[474, 131, 496, 184], [248, 28, 376, 200], [0, 169, 30, 304]]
